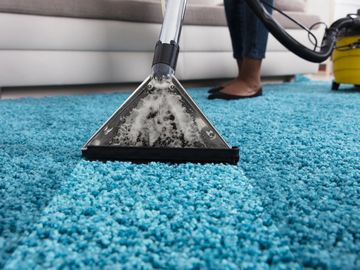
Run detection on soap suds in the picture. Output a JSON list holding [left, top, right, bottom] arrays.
[[111, 78, 206, 148]]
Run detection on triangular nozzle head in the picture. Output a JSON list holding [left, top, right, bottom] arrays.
[[82, 75, 239, 164]]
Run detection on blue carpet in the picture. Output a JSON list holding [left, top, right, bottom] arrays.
[[0, 80, 359, 269]]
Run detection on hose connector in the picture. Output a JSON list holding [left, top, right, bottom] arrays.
[[152, 41, 180, 71]]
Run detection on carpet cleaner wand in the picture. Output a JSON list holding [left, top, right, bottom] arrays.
[[82, 0, 240, 164]]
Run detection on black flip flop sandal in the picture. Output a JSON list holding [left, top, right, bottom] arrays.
[[208, 88, 263, 100], [208, 86, 224, 94]]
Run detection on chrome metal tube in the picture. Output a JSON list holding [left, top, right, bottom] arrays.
[[152, 0, 187, 79], [159, 0, 187, 44]]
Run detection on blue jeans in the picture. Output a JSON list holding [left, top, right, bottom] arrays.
[[224, 0, 274, 60]]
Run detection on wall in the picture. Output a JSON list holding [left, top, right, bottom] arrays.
[[306, 0, 335, 26], [334, 0, 360, 19], [307, 0, 360, 24]]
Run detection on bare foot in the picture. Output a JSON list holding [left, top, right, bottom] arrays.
[[220, 58, 262, 96], [215, 59, 243, 89], [220, 78, 261, 96], [220, 77, 242, 88]]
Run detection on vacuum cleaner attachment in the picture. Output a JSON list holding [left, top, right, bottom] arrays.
[[82, 0, 239, 164]]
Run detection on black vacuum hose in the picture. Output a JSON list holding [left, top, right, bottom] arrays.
[[243, 0, 358, 63]]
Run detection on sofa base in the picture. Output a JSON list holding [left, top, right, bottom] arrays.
[[0, 51, 318, 87], [0, 12, 321, 87]]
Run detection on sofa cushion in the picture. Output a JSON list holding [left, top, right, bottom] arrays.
[[0, 0, 220, 26], [0, 0, 318, 28], [275, 0, 307, 12], [189, 0, 223, 5], [138, 0, 223, 6]]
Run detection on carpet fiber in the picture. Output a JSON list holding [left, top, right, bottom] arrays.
[[0, 80, 359, 269]]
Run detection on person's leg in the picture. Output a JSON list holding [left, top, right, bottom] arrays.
[[222, 0, 246, 84], [243, 0, 274, 60], [209, 0, 244, 93], [216, 0, 274, 97]]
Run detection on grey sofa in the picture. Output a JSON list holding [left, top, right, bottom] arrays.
[[0, 0, 321, 87]]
